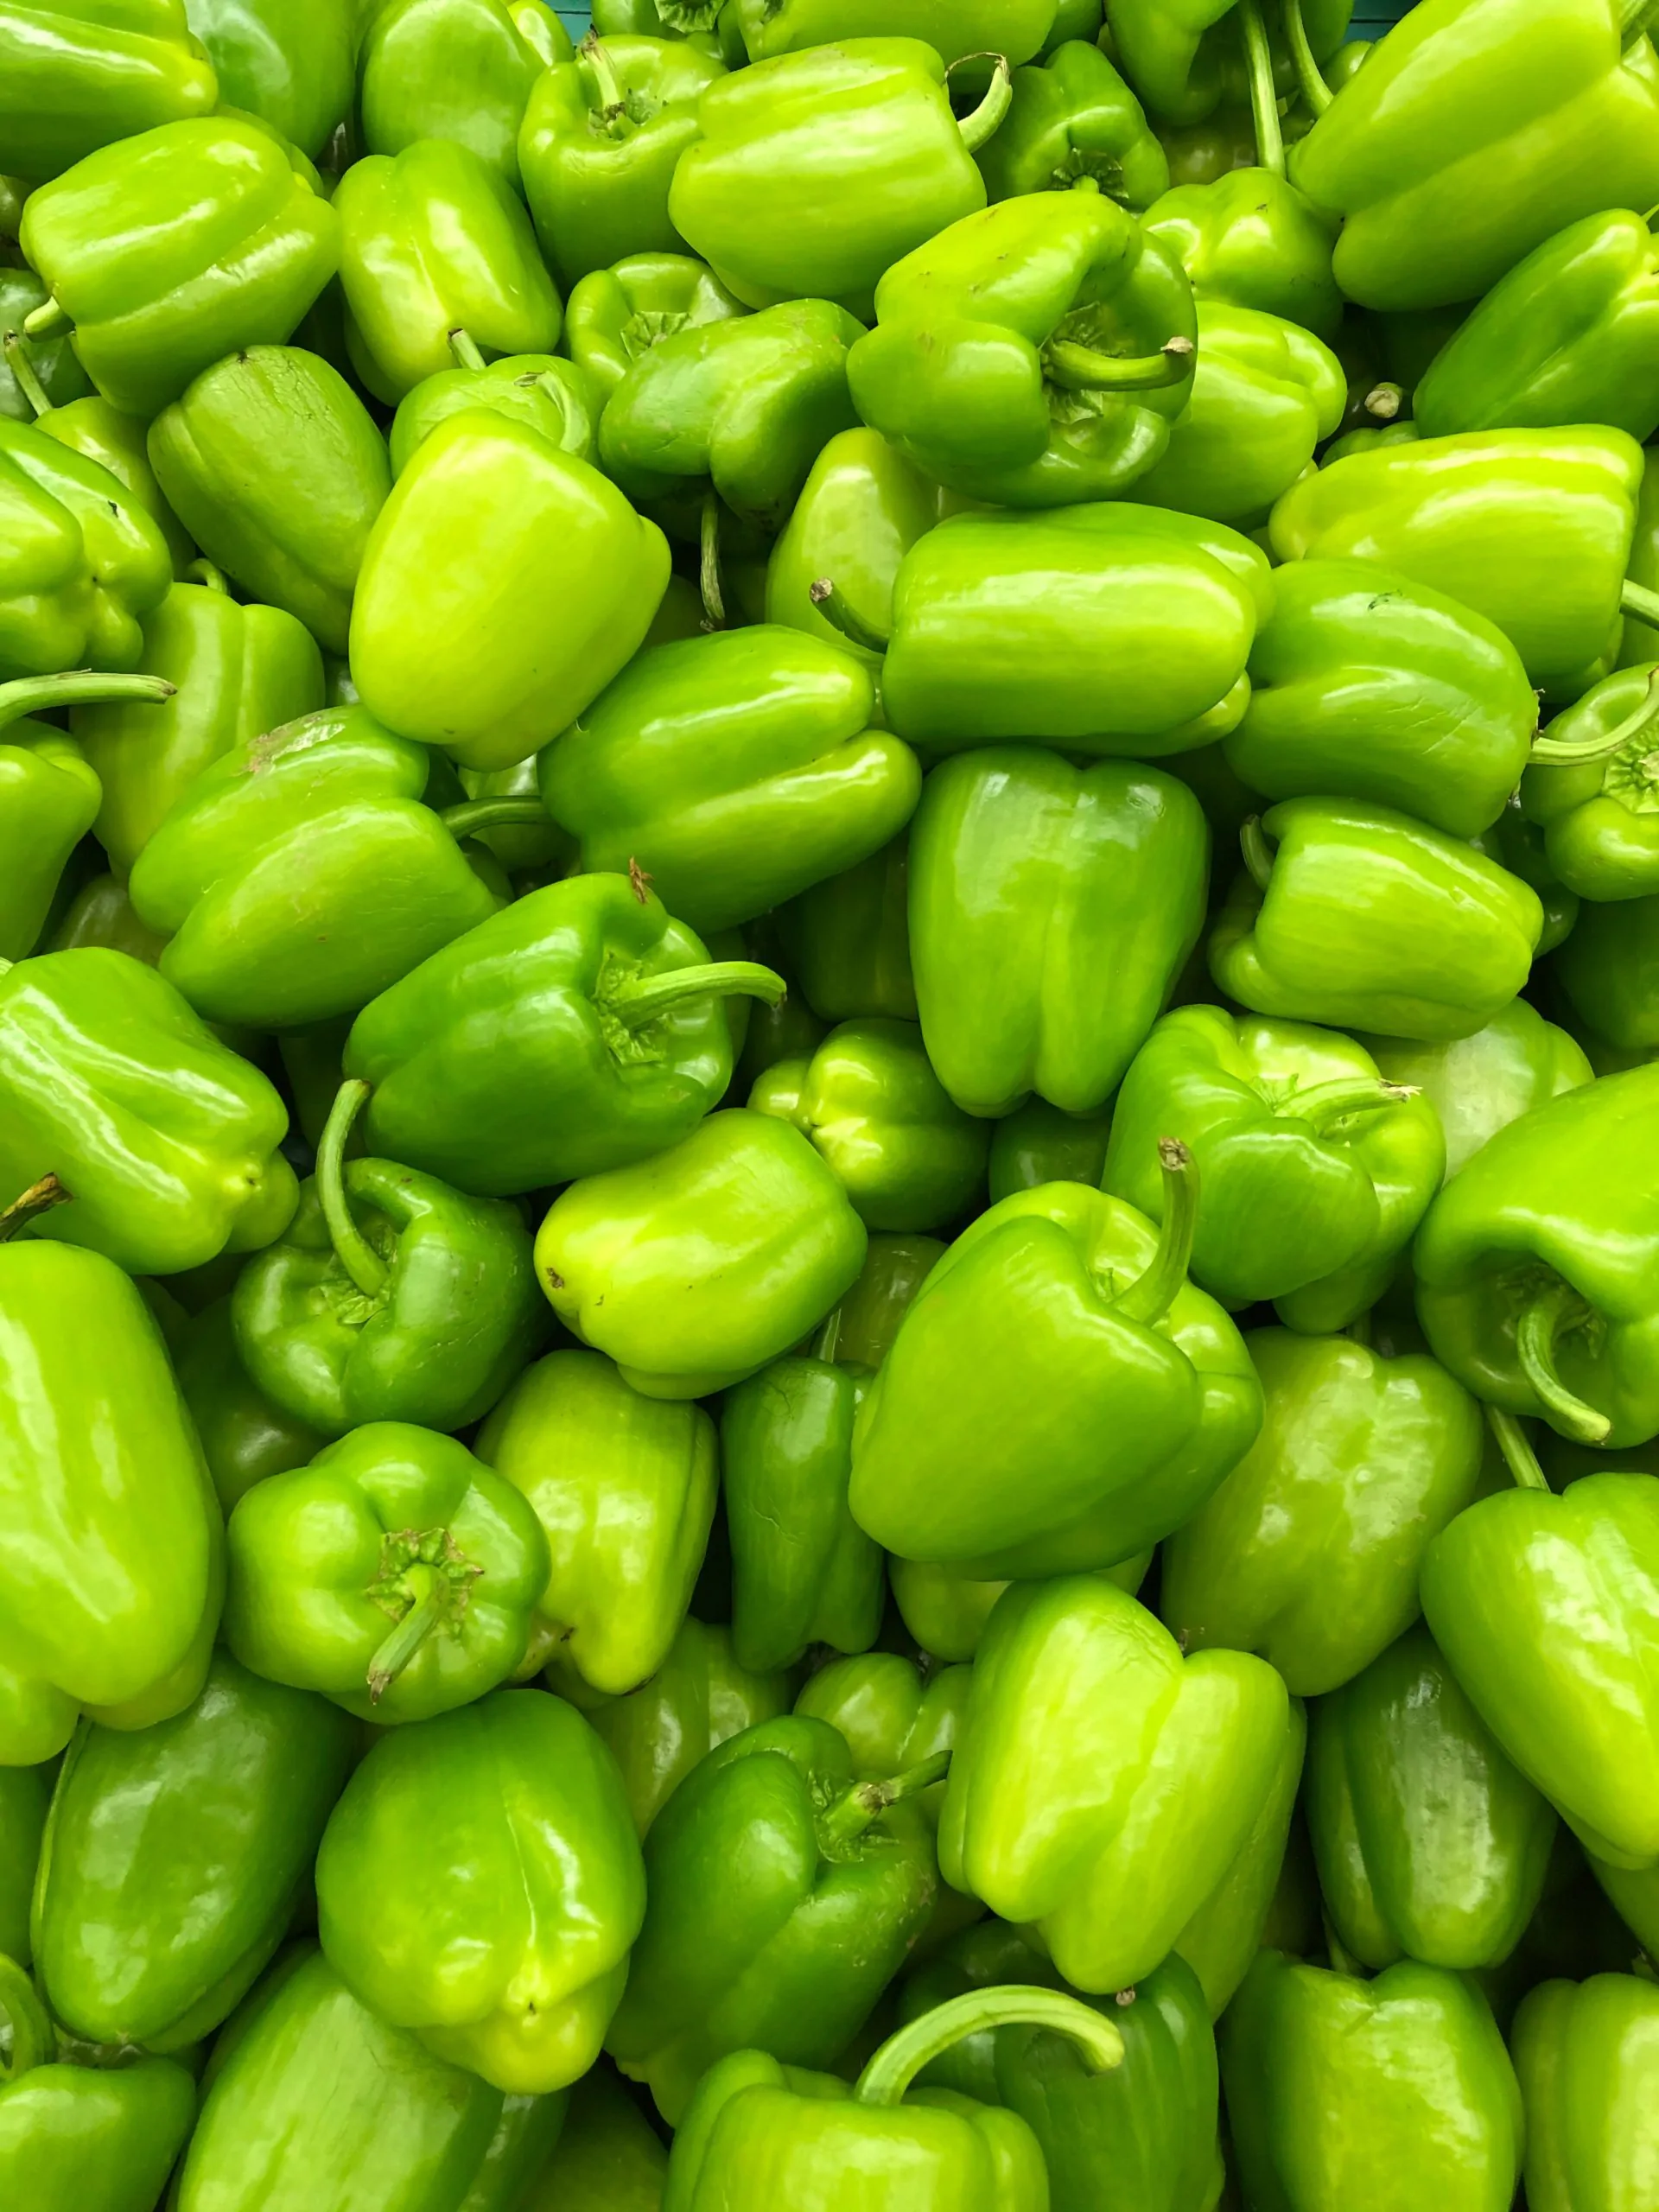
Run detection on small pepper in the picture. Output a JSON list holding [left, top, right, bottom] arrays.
[[1141, 165, 1342, 339], [977, 37, 1169, 206], [563, 250, 747, 405], [1522, 664, 1659, 900], [764, 429, 947, 673], [795, 1650, 969, 1825], [390, 344, 600, 476]]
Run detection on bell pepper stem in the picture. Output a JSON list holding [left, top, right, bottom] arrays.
[[817, 1751, 952, 1853], [809, 577, 890, 656], [0, 1175, 72, 1245], [1486, 1406, 1551, 1492], [448, 327, 488, 372], [606, 959, 786, 1030], [186, 558, 230, 594], [1116, 1138, 1198, 1328], [439, 798, 550, 841], [1363, 382, 1403, 423], [1043, 334, 1195, 392], [1530, 670, 1659, 766], [580, 32, 632, 137], [1238, 0, 1286, 178], [366, 1566, 448, 1704], [2, 329, 52, 419], [1290, 1075, 1418, 1134], [0, 1954, 55, 2083], [949, 53, 1014, 155], [1621, 579, 1659, 629], [1281, 0, 1333, 114], [21, 296, 71, 341], [855, 1986, 1123, 2108], [1240, 815, 1276, 893], [700, 493, 727, 632], [317, 1080, 390, 1302], [0, 671, 175, 733], [1516, 1280, 1611, 1446]]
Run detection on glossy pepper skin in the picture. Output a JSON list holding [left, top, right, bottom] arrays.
[[1513, 1972, 1659, 2212], [1414, 1065, 1659, 1447], [986, 1096, 1110, 1203], [978, 38, 1168, 207], [605, 1712, 943, 2123], [0, 1237, 221, 1766], [774, 833, 915, 1023], [795, 1652, 968, 1822], [32, 1653, 355, 2049], [851, 1171, 1260, 1576], [475, 1349, 717, 1699], [1291, 0, 1659, 313], [224, 1422, 550, 1725], [1554, 889, 1659, 1048], [940, 1576, 1292, 1994], [360, 0, 566, 187], [1106, 0, 1350, 125], [184, 0, 354, 158], [1162, 1328, 1484, 1697], [537, 1109, 868, 1399], [849, 189, 1196, 509], [0, 417, 171, 677], [317, 1690, 645, 2094], [669, 39, 998, 313], [1522, 663, 1659, 900], [0, 0, 217, 184], [543, 631, 917, 936], [146, 346, 391, 658], [1141, 165, 1341, 340], [1104, 1006, 1443, 1328], [390, 349, 599, 475], [336, 140, 563, 405], [0, 271, 95, 419], [348, 878, 781, 1198], [1211, 798, 1542, 1042], [1308, 1624, 1558, 1973], [519, 36, 727, 290], [17, 377, 194, 577], [733, 0, 1058, 66], [1268, 426, 1645, 696], [524, 2065, 664, 2211], [0, 2031, 196, 2212], [1363, 1002, 1592, 1185], [564, 250, 746, 404], [765, 429, 945, 675], [20, 115, 338, 416], [878, 503, 1271, 753], [1222, 1951, 1523, 2212], [176, 1296, 327, 1513], [350, 412, 670, 772], [0, 950, 296, 1274], [1224, 558, 1541, 839], [908, 749, 1208, 1117]]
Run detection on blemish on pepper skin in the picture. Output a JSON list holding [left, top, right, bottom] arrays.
[[544, 1268, 564, 1289]]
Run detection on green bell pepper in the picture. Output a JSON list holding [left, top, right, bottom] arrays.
[[537, 1108, 868, 1399], [48, 873, 170, 963], [605, 1711, 945, 2122], [1414, 1064, 1659, 1446], [849, 1161, 1260, 1575], [12, 371, 195, 574], [540, 627, 919, 935], [1513, 1971, 1659, 2212], [1223, 557, 1542, 839], [733, 0, 1058, 65], [146, 345, 391, 658], [0, 417, 171, 677], [977, 38, 1168, 206], [1268, 425, 1646, 696], [795, 1652, 968, 1823], [1222, 1951, 1523, 2212], [223, 1421, 551, 1723], [938, 1574, 1292, 1993], [519, 35, 727, 291], [175, 1295, 328, 1512], [583, 1617, 791, 1836], [1618, 446, 1659, 665], [19, 114, 337, 416], [888, 1553, 1141, 1662], [764, 428, 946, 674], [185, 0, 354, 157], [1363, 1000, 1593, 1183], [985, 1097, 1111, 1204], [1103, 1005, 1443, 1327], [360, 0, 563, 187], [664, 1987, 1127, 2212], [1291, 0, 1659, 312], [1106, 0, 1351, 125], [590, 0, 739, 52], [1554, 887, 1659, 1047], [908, 749, 1207, 1116], [1210, 798, 1542, 1041], [125, 703, 507, 1030], [1307, 1622, 1558, 1972], [847, 188, 1196, 509], [0, 2, 217, 185], [0, 1229, 222, 1765], [0, 270, 94, 416], [520, 2065, 665, 2212], [875, 504, 1271, 753], [316, 1688, 644, 2094], [564, 250, 746, 405], [831, 1227, 943, 1371], [389, 346, 599, 477], [1522, 664, 1659, 899], [345, 874, 782, 1195], [0, 951, 296, 1273], [349, 410, 670, 771], [1421, 1413, 1659, 1868], [1162, 1326, 1485, 1696], [668, 38, 1006, 313], [232, 1081, 544, 1437], [1141, 165, 1341, 340], [474, 1348, 717, 1698], [749, 1019, 989, 1231], [32, 1652, 355, 2049], [773, 834, 915, 1024], [0, 1767, 48, 1961], [336, 139, 563, 404], [731, 978, 826, 1094]]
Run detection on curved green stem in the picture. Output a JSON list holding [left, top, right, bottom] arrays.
[[0, 671, 175, 733], [809, 577, 889, 655], [1044, 334, 1194, 392], [700, 491, 727, 632], [1240, 815, 1276, 893], [818, 1751, 952, 1853], [856, 1986, 1123, 2107], [448, 327, 488, 372], [1531, 671, 1659, 766], [580, 31, 632, 135], [317, 1080, 387, 1301], [527, 369, 573, 445], [440, 797, 550, 841], [22, 296, 71, 341], [1116, 1138, 1198, 1328], [0, 1955, 54, 2082], [1237, 0, 1286, 178], [1516, 1280, 1611, 1446], [606, 959, 785, 1031], [1281, 0, 1333, 113], [186, 558, 230, 594], [950, 52, 1014, 154], [366, 1568, 448, 1702], [1290, 1075, 1417, 1134], [0, 1175, 71, 1245], [2, 329, 51, 418], [1621, 578, 1659, 629], [1486, 1405, 1550, 1492]]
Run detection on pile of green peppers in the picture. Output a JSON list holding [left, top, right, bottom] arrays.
[[5, 0, 1659, 2205]]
